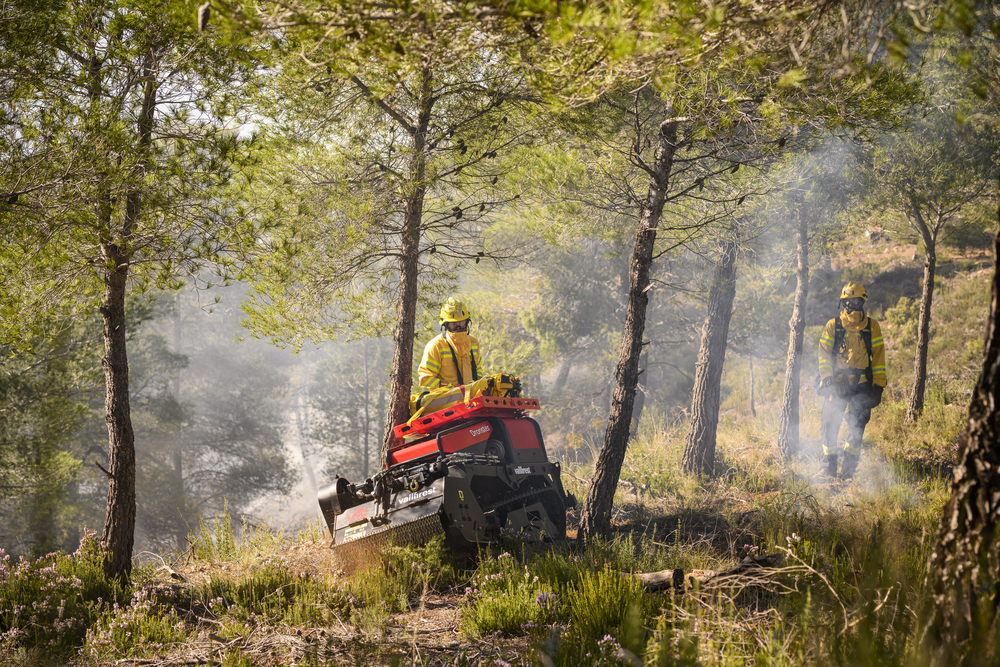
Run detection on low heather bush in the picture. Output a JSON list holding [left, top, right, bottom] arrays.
[[83, 583, 190, 660], [461, 551, 563, 638], [0, 530, 127, 657], [565, 565, 647, 650], [203, 559, 352, 630]]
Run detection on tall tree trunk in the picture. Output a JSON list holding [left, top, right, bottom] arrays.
[[172, 292, 185, 553], [776, 205, 809, 458], [553, 359, 572, 392], [681, 231, 739, 476], [908, 227, 936, 421], [578, 111, 682, 540], [100, 247, 136, 578], [172, 452, 184, 552], [748, 355, 757, 419], [630, 347, 649, 439], [100, 52, 155, 579], [921, 208, 1000, 662], [363, 340, 371, 479], [380, 68, 432, 462], [375, 382, 386, 471], [296, 389, 317, 494]]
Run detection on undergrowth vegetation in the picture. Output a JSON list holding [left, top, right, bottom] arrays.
[[0, 425, 977, 666], [0, 530, 128, 656]]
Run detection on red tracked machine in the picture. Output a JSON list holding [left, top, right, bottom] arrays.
[[317, 396, 575, 558]]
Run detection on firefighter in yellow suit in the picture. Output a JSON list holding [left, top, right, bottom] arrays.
[[417, 297, 481, 391], [817, 281, 887, 478]]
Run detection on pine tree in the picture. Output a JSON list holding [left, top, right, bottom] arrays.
[[0, 0, 261, 577], [242, 39, 532, 460]]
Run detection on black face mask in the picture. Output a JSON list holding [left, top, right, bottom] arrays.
[[841, 297, 865, 313]]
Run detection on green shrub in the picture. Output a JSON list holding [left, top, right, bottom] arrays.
[[83, 583, 190, 660], [523, 549, 588, 594], [283, 571, 352, 627], [460, 551, 562, 638], [189, 503, 288, 566], [381, 532, 459, 590], [461, 579, 540, 637], [644, 614, 701, 667], [202, 560, 351, 630], [345, 534, 457, 623], [867, 396, 965, 468], [566, 565, 647, 645], [884, 296, 919, 334], [191, 499, 238, 561], [0, 530, 128, 657], [213, 562, 296, 612]]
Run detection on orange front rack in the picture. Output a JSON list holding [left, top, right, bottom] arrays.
[[392, 396, 540, 440]]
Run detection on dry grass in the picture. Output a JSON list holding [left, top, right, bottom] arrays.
[[121, 538, 531, 667]]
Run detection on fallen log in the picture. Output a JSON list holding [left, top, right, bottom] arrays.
[[633, 553, 784, 591], [633, 566, 685, 591]]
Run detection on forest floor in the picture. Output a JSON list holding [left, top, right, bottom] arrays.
[[1, 408, 966, 667], [141, 539, 529, 667], [113, 429, 936, 667]]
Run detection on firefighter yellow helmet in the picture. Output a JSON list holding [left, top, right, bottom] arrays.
[[840, 281, 868, 301], [439, 297, 471, 325]]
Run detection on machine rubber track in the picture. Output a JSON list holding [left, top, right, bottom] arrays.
[[484, 487, 566, 535]]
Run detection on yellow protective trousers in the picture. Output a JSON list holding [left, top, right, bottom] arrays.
[[820, 387, 876, 456]]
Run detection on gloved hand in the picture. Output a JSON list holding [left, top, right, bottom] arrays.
[[869, 384, 884, 408], [819, 376, 834, 397]]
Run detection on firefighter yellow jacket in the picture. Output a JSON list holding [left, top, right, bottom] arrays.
[[818, 316, 887, 387], [417, 331, 481, 391]]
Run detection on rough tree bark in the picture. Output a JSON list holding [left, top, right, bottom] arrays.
[[362, 339, 371, 478], [776, 203, 809, 459], [553, 359, 572, 392], [380, 68, 432, 462], [907, 199, 937, 422], [100, 251, 137, 579], [631, 347, 649, 438], [921, 207, 1000, 662], [681, 230, 739, 476], [171, 293, 185, 553], [100, 53, 156, 579], [578, 112, 682, 540]]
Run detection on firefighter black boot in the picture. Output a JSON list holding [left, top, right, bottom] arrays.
[[840, 453, 859, 479], [824, 454, 838, 478]]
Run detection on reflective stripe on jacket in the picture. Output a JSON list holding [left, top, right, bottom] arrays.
[[417, 332, 481, 391], [818, 317, 887, 387]]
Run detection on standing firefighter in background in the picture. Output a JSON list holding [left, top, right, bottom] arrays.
[[817, 281, 887, 478], [418, 297, 481, 391]]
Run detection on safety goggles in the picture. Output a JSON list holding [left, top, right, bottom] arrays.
[[446, 319, 470, 332], [840, 297, 865, 312]]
